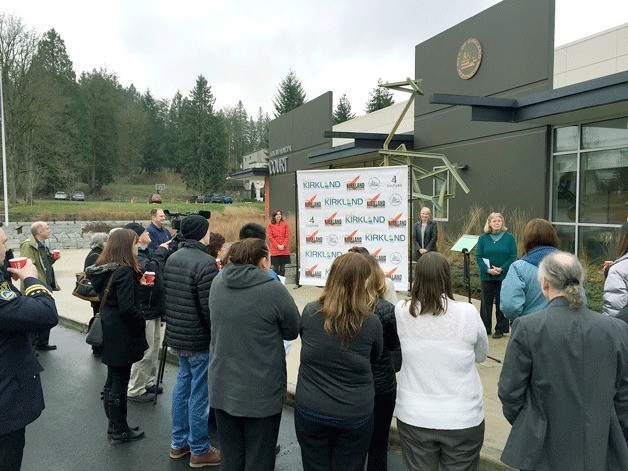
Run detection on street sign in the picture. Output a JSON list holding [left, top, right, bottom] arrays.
[[155, 184, 166, 191]]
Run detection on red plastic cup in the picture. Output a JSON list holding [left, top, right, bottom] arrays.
[[144, 271, 155, 285], [53, 249, 60, 260], [9, 257, 28, 281], [603, 260, 613, 270]]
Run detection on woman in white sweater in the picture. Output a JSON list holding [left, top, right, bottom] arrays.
[[395, 252, 488, 471]]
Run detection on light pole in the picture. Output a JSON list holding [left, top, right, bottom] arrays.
[[0, 65, 8, 226]]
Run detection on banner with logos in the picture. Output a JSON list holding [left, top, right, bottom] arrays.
[[296, 166, 409, 290]]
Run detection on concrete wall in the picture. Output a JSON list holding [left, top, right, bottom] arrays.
[[554, 23, 628, 88], [6, 221, 146, 251]]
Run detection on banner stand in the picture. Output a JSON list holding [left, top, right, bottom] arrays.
[[293, 171, 301, 289]]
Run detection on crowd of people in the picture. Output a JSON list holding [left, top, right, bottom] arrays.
[[1, 208, 626, 471]]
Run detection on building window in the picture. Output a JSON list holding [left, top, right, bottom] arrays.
[[432, 166, 450, 221], [550, 117, 627, 261]]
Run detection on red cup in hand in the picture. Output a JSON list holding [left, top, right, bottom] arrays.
[[9, 257, 28, 281], [144, 271, 155, 285], [53, 249, 60, 260]]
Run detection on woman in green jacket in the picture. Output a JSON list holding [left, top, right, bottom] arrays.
[[475, 213, 517, 339]]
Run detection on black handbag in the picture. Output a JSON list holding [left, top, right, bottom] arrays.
[[72, 272, 99, 302], [85, 269, 117, 346]]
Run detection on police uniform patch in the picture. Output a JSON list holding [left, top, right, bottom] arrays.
[[0, 281, 17, 301]]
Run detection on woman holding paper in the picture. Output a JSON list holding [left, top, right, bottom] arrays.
[[474, 213, 517, 339]]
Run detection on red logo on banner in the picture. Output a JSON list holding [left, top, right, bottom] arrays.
[[344, 229, 362, 244], [306, 230, 323, 243], [324, 212, 342, 226], [346, 175, 365, 190], [388, 213, 407, 227], [372, 248, 386, 263], [386, 267, 402, 282], [367, 193, 385, 208], [305, 194, 321, 208], [305, 264, 322, 277]]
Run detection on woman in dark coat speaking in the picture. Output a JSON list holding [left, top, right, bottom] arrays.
[[86, 229, 148, 444]]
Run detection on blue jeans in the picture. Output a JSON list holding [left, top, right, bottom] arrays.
[[171, 350, 210, 455]]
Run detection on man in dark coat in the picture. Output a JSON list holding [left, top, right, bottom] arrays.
[[163, 215, 221, 467], [498, 251, 628, 470], [0, 226, 58, 470]]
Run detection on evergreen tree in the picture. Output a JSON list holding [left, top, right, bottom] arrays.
[[78, 68, 123, 191], [364, 79, 395, 113], [333, 94, 355, 124], [28, 28, 83, 198], [140, 90, 168, 173], [179, 76, 228, 192], [272, 69, 306, 117]]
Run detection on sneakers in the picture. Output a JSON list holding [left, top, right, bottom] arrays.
[[492, 332, 504, 339], [145, 384, 163, 394], [128, 391, 154, 403], [170, 444, 191, 459], [189, 447, 221, 468]]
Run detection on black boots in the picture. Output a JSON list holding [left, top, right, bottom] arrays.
[[102, 389, 144, 443]]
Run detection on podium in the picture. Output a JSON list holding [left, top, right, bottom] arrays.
[[451, 235, 479, 303]]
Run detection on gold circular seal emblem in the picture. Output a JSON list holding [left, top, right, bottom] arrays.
[[456, 38, 482, 80]]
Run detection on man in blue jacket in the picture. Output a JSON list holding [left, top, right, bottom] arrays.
[[0, 225, 58, 470]]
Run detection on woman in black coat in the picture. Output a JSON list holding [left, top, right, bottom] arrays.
[[85, 229, 148, 443], [84, 232, 108, 356], [413, 207, 438, 261], [362, 254, 400, 471]]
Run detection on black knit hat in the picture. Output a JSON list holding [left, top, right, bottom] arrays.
[[181, 215, 210, 241], [124, 222, 146, 237]]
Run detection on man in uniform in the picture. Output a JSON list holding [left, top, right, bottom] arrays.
[[0, 224, 58, 470], [19, 220, 60, 351]]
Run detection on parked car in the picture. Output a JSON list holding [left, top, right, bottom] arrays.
[[54, 191, 67, 200], [71, 191, 85, 201], [196, 193, 233, 204], [149, 194, 162, 204]]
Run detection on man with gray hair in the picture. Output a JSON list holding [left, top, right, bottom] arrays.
[[20, 221, 60, 351], [498, 251, 628, 470]]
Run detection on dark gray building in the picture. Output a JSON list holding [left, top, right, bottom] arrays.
[[261, 0, 627, 260]]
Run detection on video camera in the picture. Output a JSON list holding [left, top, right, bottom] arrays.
[[163, 210, 211, 252], [163, 209, 211, 232]]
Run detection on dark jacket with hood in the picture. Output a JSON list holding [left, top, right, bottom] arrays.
[[137, 245, 169, 320], [371, 298, 400, 395], [163, 240, 218, 352], [85, 263, 147, 366], [208, 263, 300, 418]]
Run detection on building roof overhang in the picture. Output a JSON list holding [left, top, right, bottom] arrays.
[[228, 167, 269, 180], [430, 70, 628, 126], [308, 132, 414, 166]]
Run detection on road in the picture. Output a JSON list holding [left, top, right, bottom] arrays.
[[22, 325, 407, 471]]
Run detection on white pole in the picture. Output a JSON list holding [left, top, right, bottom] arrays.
[[0, 66, 8, 226]]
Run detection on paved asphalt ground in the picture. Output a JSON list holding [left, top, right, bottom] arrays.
[[21, 325, 404, 471], [18, 248, 511, 470]]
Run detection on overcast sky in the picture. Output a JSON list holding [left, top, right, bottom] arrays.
[[3, 0, 627, 117]]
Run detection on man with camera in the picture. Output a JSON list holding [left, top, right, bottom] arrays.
[[163, 214, 221, 467]]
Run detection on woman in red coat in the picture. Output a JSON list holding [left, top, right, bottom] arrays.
[[267, 210, 291, 277]]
